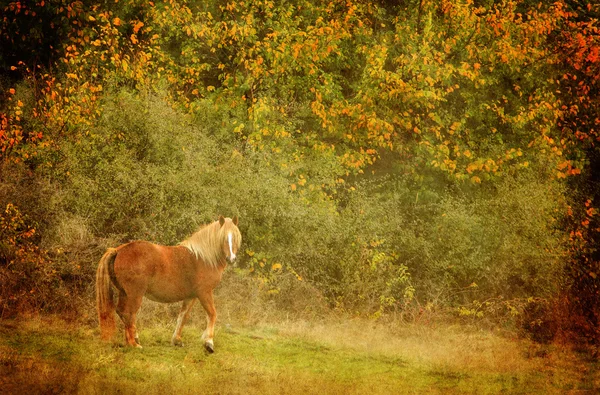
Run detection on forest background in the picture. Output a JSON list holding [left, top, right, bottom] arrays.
[[1, 0, 599, 353]]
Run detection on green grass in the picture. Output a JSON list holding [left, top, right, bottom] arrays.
[[0, 316, 598, 394]]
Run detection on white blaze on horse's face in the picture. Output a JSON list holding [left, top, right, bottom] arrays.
[[227, 232, 236, 262]]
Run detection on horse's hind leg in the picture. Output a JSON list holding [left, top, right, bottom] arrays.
[[172, 298, 196, 346], [116, 291, 143, 348]]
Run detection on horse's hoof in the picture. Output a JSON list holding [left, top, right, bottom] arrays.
[[204, 341, 214, 354], [172, 338, 183, 347]]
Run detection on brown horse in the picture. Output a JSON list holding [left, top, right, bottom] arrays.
[[96, 216, 241, 353]]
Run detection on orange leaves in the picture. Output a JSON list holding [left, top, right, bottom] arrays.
[[554, 4, 600, 154], [1, 204, 37, 248], [0, 202, 55, 317], [586, 206, 596, 218], [4, 0, 581, 186], [556, 160, 582, 178], [129, 21, 144, 44], [567, 197, 599, 276], [585, 45, 599, 64], [132, 21, 144, 34]]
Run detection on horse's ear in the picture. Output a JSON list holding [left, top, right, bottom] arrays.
[[218, 215, 225, 227], [233, 216, 239, 226]]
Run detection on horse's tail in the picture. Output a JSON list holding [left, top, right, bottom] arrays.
[[96, 248, 118, 341]]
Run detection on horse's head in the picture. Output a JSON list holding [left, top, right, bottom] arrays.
[[218, 215, 242, 264]]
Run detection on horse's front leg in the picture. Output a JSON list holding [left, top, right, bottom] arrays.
[[171, 298, 196, 346], [198, 291, 217, 353]]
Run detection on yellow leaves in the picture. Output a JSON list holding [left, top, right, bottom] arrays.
[[271, 263, 282, 271], [449, 122, 461, 134], [442, 159, 457, 172], [424, 76, 436, 86], [446, 84, 460, 93], [465, 158, 500, 179], [233, 123, 245, 134], [552, 146, 562, 156], [3, 0, 559, 184]]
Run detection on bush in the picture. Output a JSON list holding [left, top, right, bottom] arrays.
[[303, 169, 568, 318], [0, 203, 76, 317], [0, 83, 570, 326]]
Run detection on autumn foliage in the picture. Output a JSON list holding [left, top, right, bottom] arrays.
[[1, 0, 599, 349]]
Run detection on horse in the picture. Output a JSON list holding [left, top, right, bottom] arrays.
[[96, 215, 241, 353]]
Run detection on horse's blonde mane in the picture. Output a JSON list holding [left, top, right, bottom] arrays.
[[179, 219, 242, 268]]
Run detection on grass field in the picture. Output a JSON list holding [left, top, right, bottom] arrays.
[[1, 312, 598, 394]]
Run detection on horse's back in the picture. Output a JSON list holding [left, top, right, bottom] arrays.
[[112, 241, 163, 292], [115, 239, 161, 267], [113, 241, 199, 302]]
